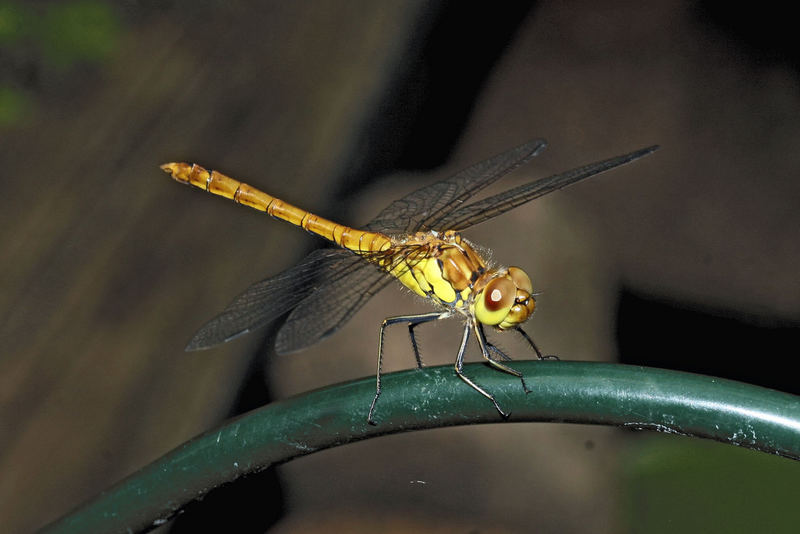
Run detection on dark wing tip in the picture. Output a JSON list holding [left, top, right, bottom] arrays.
[[602, 144, 661, 170], [184, 327, 252, 352], [636, 145, 660, 157], [184, 334, 214, 352], [523, 138, 548, 158]]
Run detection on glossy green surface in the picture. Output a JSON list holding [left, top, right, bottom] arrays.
[[43, 361, 800, 533]]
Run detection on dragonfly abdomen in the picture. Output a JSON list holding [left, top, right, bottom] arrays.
[[161, 162, 392, 254]]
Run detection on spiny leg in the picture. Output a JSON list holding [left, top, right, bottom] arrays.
[[368, 311, 444, 425], [486, 342, 513, 362], [476, 324, 530, 393], [478, 323, 514, 362], [454, 323, 509, 419], [515, 326, 559, 360], [408, 322, 425, 369]]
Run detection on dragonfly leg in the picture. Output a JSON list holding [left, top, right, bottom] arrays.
[[486, 343, 513, 362], [368, 311, 445, 425], [476, 324, 530, 393], [454, 323, 509, 419], [477, 323, 515, 362], [515, 326, 559, 360], [408, 323, 424, 369]]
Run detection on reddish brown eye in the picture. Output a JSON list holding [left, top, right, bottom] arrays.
[[483, 277, 515, 312], [474, 277, 516, 326]]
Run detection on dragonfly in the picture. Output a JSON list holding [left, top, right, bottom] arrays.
[[162, 139, 658, 424]]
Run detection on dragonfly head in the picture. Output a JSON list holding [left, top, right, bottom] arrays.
[[473, 267, 536, 330]]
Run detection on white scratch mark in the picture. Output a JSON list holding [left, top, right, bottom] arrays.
[[623, 422, 687, 435]]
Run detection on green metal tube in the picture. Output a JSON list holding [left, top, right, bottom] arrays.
[[42, 361, 800, 533]]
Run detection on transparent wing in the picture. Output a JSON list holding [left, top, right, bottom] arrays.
[[273, 243, 434, 354], [365, 139, 547, 233], [274, 262, 394, 354], [438, 145, 659, 231], [186, 247, 355, 350], [187, 245, 411, 352]]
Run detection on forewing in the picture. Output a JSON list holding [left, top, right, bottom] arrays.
[[365, 139, 547, 234], [439, 145, 659, 231], [185, 248, 352, 350]]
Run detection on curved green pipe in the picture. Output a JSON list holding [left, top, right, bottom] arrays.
[[42, 361, 800, 533]]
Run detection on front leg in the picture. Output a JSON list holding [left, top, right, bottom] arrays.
[[453, 322, 509, 419], [475, 324, 530, 393], [514, 326, 559, 360]]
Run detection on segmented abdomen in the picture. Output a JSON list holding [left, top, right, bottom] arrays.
[[161, 162, 392, 254]]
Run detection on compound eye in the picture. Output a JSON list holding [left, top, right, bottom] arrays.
[[507, 266, 533, 294], [484, 277, 515, 311], [475, 277, 515, 326]]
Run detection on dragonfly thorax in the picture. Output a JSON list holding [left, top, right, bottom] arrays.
[[386, 230, 535, 329], [388, 230, 486, 307]]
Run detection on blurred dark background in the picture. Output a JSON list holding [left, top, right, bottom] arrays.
[[1, 1, 799, 532]]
